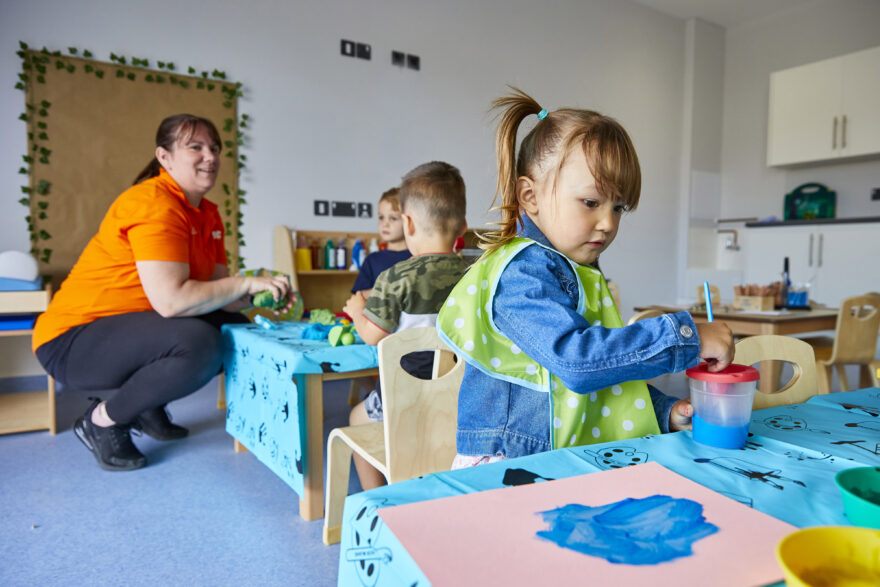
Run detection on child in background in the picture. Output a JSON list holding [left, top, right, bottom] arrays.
[[344, 162, 468, 489], [437, 88, 734, 468], [351, 187, 411, 299]]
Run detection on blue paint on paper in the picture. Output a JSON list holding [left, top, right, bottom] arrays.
[[536, 494, 719, 565]]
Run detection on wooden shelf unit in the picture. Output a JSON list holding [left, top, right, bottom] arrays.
[[274, 227, 380, 312], [273, 226, 488, 313], [0, 286, 55, 435]]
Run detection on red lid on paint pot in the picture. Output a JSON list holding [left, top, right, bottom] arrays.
[[685, 363, 760, 383]]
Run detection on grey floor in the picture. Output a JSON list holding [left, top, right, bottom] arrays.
[[0, 376, 362, 586]]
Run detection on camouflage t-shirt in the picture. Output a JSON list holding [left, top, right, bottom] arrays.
[[363, 253, 468, 334]]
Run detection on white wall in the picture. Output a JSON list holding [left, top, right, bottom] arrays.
[[0, 0, 688, 375], [721, 0, 880, 221]]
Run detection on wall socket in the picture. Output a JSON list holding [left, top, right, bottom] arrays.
[[872, 187, 880, 201], [314, 200, 329, 216], [331, 201, 356, 217], [340, 40, 355, 58]]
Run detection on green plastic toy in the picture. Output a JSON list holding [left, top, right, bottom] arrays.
[[252, 289, 288, 311], [328, 324, 356, 346], [308, 308, 337, 325]]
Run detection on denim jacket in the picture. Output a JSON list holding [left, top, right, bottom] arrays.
[[455, 215, 702, 459]]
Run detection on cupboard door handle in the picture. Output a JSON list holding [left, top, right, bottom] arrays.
[[818, 233, 823, 268], [832, 117, 838, 149], [808, 233, 813, 267], [842, 115, 847, 148]]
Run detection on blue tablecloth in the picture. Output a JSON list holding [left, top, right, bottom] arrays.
[[337, 388, 880, 586], [222, 321, 378, 496]]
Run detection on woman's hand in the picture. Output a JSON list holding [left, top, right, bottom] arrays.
[[669, 398, 693, 431], [245, 274, 291, 303]]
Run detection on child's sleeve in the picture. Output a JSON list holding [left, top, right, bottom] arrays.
[[492, 245, 701, 393], [351, 254, 376, 293], [361, 267, 403, 333], [648, 385, 679, 434]]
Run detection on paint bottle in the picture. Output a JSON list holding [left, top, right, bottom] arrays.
[[294, 235, 312, 271], [368, 238, 379, 255], [781, 257, 791, 307], [351, 239, 364, 270], [335, 238, 347, 270], [324, 238, 335, 270], [310, 239, 320, 270]]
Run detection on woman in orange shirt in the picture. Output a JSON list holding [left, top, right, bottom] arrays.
[[33, 114, 291, 472]]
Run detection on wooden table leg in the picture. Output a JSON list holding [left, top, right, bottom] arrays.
[[299, 373, 325, 521]]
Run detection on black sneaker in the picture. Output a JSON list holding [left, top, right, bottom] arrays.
[[132, 405, 188, 441], [74, 398, 147, 471]]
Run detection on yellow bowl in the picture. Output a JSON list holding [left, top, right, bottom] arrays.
[[776, 526, 880, 587]]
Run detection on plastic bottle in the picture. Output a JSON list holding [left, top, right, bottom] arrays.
[[351, 239, 364, 270], [781, 257, 791, 307], [324, 238, 335, 269], [335, 238, 347, 270], [294, 235, 312, 271], [368, 238, 379, 254], [310, 239, 320, 270]]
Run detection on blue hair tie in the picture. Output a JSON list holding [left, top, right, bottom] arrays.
[[537, 109, 548, 120]]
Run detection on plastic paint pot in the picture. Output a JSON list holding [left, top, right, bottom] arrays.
[[686, 363, 759, 449]]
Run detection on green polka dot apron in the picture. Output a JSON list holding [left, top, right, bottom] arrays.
[[437, 237, 660, 449]]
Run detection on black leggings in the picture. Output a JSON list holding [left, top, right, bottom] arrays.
[[35, 310, 249, 424]]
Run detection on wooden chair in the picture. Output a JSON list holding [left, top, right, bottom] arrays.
[[323, 327, 465, 545], [627, 308, 664, 326], [607, 281, 621, 310], [734, 335, 819, 409], [696, 284, 721, 307], [805, 294, 880, 394]]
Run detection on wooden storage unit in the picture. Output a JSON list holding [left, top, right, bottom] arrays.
[[274, 226, 380, 312], [273, 225, 489, 313], [0, 286, 55, 435]]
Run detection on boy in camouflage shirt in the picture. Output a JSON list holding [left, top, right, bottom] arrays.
[[342, 161, 468, 490]]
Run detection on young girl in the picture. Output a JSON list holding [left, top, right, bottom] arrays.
[[351, 187, 411, 299], [437, 88, 734, 467]]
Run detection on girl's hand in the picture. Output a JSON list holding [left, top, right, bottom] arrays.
[[669, 398, 693, 431], [695, 322, 734, 372]]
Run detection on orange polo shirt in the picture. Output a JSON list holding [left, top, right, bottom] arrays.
[[32, 169, 227, 351]]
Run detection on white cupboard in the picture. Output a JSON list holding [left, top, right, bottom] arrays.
[[744, 223, 880, 307], [767, 45, 880, 166]]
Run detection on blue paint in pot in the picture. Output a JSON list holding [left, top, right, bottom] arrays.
[[536, 494, 718, 565], [693, 414, 750, 449]]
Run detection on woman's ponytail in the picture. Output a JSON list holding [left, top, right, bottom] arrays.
[[133, 158, 162, 185]]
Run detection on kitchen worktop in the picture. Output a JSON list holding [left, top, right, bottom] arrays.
[[745, 216, 880, 228]]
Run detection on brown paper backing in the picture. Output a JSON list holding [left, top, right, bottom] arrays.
[[23, 52, 240, 287]]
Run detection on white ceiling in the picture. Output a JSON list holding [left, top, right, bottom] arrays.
[[631, 0, 815, 29]]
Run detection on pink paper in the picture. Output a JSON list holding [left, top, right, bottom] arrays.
[[378, 462, 794, 586]]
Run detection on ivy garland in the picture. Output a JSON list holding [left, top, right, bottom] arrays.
[[14, 41, 250, 269]]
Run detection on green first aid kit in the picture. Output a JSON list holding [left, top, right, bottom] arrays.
[[783, 182, 836, 221]]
